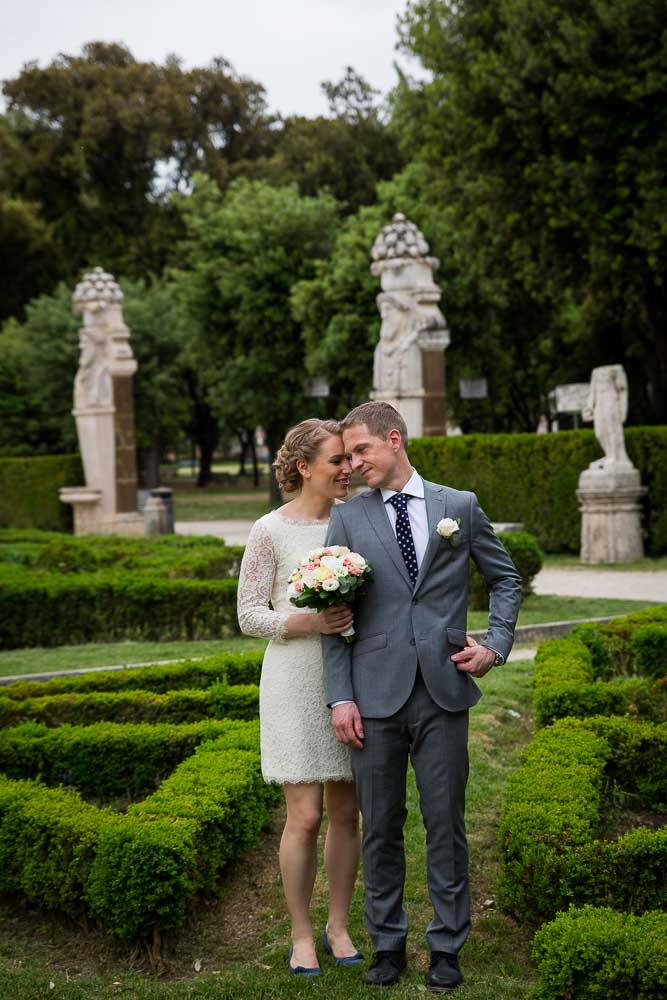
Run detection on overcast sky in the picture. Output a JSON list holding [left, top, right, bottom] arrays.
[[1, 0, 427, 117]]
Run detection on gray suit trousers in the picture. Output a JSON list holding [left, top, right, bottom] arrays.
[[351, 669, 470, 954]]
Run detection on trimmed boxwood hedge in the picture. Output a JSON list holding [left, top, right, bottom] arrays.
[[531, 905, 667, 1000], [408, 426, 667, 554], [533, 607, 667, 727], [497, 716, 667, 924], [0, 719, 235, 798], [0, 455, 83, 532], [0, 652, 263, 700], [0, 683, 260, 728], [0, 723, 279, 942], [0, 566, 239, 648]]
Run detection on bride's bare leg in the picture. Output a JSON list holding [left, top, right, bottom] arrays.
[[324, 779, 361, 957], [280, 782, 324, 968]]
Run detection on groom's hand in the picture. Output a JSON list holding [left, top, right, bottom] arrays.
[[332, 702, 365, 749], [452, 636, 496, 678]]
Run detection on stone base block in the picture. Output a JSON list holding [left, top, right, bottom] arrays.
[[576, 469, 646, 563], [59, 487, 144, 537]]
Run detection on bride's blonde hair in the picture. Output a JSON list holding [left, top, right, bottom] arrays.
[[273, 418, 341, 493]]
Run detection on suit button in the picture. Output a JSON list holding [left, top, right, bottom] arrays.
[[411, 598, 418, 605], [409, 638, 416, 645]]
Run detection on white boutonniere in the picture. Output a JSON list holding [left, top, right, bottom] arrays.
[[436, 516, 461, 547]]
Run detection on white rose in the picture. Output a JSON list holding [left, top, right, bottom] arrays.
[[320, 555, 343, 573], [287, 582, 300, 598], [300, 570, 316, 589], [437, 517, 460, 539], [321, 577, 340, 591], [347, 552, 366, 568]]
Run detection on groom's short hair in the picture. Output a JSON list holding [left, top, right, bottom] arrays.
[[342, 402, 408, 448]]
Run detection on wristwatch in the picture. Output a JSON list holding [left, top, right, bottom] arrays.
[[484, 646, 504, 666]]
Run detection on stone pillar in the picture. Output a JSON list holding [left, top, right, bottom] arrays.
[[370, 214, 450, 438], [576, 364, 646, 563], [60, 267, 144, 536]]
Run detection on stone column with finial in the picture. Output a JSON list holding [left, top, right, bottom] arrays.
[[60, 267, 144, 536], [370, 213, 450, 437]]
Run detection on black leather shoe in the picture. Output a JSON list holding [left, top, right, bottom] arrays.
[[427, 951, 463, 992], [364, 950, 407, 987]]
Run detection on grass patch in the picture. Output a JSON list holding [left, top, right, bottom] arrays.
[[0, 658, 536, 998], [0, 639, 266, 678], [0, 597, 658, 678], [542, 553, 667, 572], [172, 488, 273, 522], [467, 594, 658, 632]]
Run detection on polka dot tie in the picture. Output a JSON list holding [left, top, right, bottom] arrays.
[[387, 492, 419, 585]]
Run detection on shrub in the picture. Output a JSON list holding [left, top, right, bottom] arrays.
[[0, 652, 263, 700], [534, 610, 667, 727], [0, 566, 239, 648], [0, 723, 278, 942], [469, 531, 543, 610], [0, 683, 260, 728], [531, 906, 667, 1000], [408, 426, 667, 553], [0, 456, 83, 532], [497, 716, 667, 923], [0, 720, 233, 798]]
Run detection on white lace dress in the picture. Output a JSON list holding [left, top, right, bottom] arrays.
[[237, 509, 353, 785]]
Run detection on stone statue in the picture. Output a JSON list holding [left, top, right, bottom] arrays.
[[60, 267, 144, 536], [581, 364, 632, 469], [74, 327, 112, 410], [370, 213, 450, 436], [576, 362, 645, 563]]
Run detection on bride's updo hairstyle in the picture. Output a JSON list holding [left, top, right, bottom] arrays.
[[273, 418, 341, 493]]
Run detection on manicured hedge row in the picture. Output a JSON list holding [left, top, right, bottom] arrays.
[[531, 905, 667, 1000], [469, 531, 543, 610], [0, 566, 239, 648], [533, 607, 667, 727], [0, 723, 279, 942], [409, 426, 667, 553], [1, 652, 264, 700], [0, 529, 244, 579], [497, 716, 667, 924], [0, 683, 260, 728], [0, 455, 83, 532], [0, 719, 233, 798]]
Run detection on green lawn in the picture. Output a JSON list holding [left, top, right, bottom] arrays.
[[0, 595, 657, 677], [173, 487, 273, 522], [542, 552, 667, 571], [0, 657, 537, 999]]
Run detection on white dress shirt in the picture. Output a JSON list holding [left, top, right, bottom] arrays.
[[381, 468, 429, 570]]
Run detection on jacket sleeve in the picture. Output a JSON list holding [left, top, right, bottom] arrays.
[[321, 505, 355, 706], [469, 493, 522, 662]]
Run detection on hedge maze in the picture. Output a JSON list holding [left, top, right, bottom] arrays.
[[499, 607, 667, 999], [0, 650, 278, 947]]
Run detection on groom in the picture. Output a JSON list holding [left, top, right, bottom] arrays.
[[322, 402, 521, 991]]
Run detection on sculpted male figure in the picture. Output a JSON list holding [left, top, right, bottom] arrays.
[[322, 402, 521, 991]]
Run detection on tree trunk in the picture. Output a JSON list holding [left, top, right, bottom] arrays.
[[142, 432, 161, 490], [264, 425, 283, 504], [184, 370, 219, 488], [249, 432, 259, 488]]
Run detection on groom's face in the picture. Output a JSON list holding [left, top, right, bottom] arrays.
[[343, 423, 400, 489]]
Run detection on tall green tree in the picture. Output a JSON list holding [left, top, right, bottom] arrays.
[[393, 0, 667, 423], [175, 176, 340, 496], [1, 43, 273, 297]]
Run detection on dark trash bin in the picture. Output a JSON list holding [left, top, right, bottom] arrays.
[[150, 487, 174, 534]]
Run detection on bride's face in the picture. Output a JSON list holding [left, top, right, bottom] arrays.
[[302, 434, 351, 499]]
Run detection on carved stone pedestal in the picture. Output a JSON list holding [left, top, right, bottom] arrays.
[[576, 466, 646, 564]]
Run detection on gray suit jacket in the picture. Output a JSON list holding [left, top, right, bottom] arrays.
[[322, 479, 522, 717]]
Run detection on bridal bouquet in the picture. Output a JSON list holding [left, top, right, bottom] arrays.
[[288, 545, 373, 643]]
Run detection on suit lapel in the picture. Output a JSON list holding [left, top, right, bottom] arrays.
[[413, 482, 447, 594], [362, 489, 413, 589]]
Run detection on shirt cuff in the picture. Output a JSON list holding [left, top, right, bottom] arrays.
[[331, 700, 354, 708]]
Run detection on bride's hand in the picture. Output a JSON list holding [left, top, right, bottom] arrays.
[[317, 604, 354, 635]]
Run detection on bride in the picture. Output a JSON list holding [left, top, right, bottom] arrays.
[[237, 418, 363, 977]]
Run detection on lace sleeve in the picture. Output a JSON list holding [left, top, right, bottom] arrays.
[[237, 519, 290, 641]]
